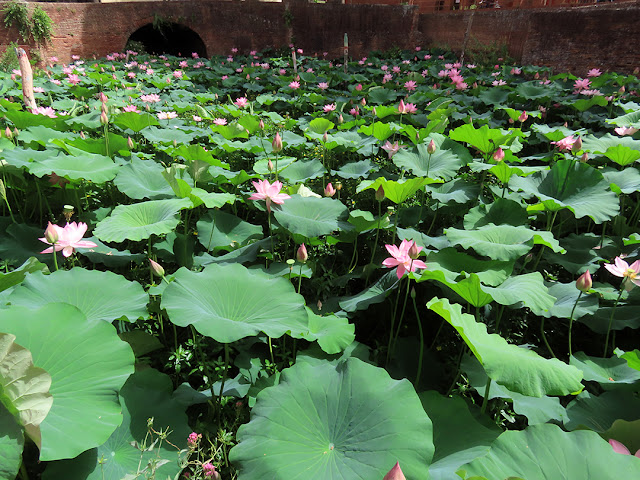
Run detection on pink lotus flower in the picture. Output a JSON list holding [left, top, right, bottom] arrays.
[[383, 462, 406, 480], [248, 179, 291, 213], [604, 256, 640, 290], [609, 439, 640, 457], [614, 126, 639, 136], [33, 107, 57, 118], [551, 136, 577, 152], [234, 97, 249, 108], [404, 80, 417, 91], [140, 94, 161, 103], [323, 103, 336, 113], [213, 118, 227, 126], [587, 68, 602, 77], [324, 183, 336, 197], [318, 82, 329, 90], [383, 239, 427, 279], [398, 100, 417, 114], [289, 81, 300, 89], [123, 105, 139, 113], [157, 111, 177, 120], [381, 140, 404, 159], [39, 222, 97, 257], [574, 78, 591, 91]]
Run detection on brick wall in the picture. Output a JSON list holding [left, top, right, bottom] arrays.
[[0, 1, 638, 74]]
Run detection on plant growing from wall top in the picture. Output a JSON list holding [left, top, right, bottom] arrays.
[[2, 1, 53, 45]]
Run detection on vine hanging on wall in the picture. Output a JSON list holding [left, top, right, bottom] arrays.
[[2, 1, 53, 45]]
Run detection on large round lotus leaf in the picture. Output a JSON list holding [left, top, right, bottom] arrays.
[[113, 156, 174, 200], [196, 210, 263, 252], [1, 303, 135, 461], [0, 333, 52, 445], [393, 142, 467, 180], [273, 195, 350, 238], [93, 198, 193, 242], [570, 352, 640, 388], [0, 402, 23, 480], [509, 160, 619, 224], [564, 390, 640, 432], [162, 263, 308, 343], [304, 307, 355, 355], [445, 224, 535, 261], [42, 369, 189, 480], [25, 153, 119, 183], [8, 268, 148, 323], [458, 424, 640, 479], [427, 298, 583, 397], [230, 357, 433, 480]]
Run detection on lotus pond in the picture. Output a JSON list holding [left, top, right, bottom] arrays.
[[1, 47, 640, 480]]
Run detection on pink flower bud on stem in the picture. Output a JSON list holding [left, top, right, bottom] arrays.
[[375, 185, 385, 202], [296, 243, 308, 263], [427, 139, 436, 155], [272, 132, 283, 153], [493, 147, 505, 162]]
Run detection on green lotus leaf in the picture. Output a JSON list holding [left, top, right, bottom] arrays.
[[332, 159, 378, 179], [582, 133, 640, 154], [618, 349, 640, 372], [8, 268, 148, 323], [393, 142, 466, 180], [197, 210, 263, 252], [571, 96, 608, 112], [445, 224, 535, 261], [273, 195, 350, 238], [564, 390, 640, 432], [0, 402, 23, 480], [461, 356, 567, 425], [94, 198, 193, 242], [1, 303, 135, 461], [515, 82, 555, 99], [422, 248, 513, 286], [421, 391, 501, 480], [481, 273, 556, 316], [358, 121, 394, 141], [570, 352, 640, 388], [449, 124, 520, 155], [463, 198, 528, 229], [542, 282, 599, 319], [230, 357, 433, 480], [0, 333, 52, 446], [358, 177, 433, 204], [141, 126, 196, 145], [308, 118, 334, 134], [420, 272, 492, 308], [606, 109, 640, 127], [578, 305, 640, 334], [112, 112, 160, 133], [510, 160, 619, 223], [427, 298, 583, 397], [603, 419, 640, 453], [602, 166, 640, 195], [42, 369, 189, 480], [427, 178, 479, 204], [0, 257, 48, 293], [458, 424, 640, 479], [280, 158, 325, 183], [25, 153, 119, 183], [603, 144, 640, 166], [79, 236, 145, 268], [113, 156, 174, 200], [162, 263, 308, 343], [339, 272, 399, 313], [171, 144, 227, 168], [304, 308, 355, 355]]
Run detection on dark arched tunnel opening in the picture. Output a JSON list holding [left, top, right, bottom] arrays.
[[127, 23, 207, 58]]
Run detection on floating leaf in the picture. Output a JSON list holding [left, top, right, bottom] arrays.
[[113, 156, 174, 200], [304, 308, 355, 355], [445, 224, 535, 261], [564, 390, 640, 432], [113, 112, 160, 132], [273, 195, 350, 238], [570, 352, 640, 388], [230, 357, 433, 480], [197, 210, 263, 252]]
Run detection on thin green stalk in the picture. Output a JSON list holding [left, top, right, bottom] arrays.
[[51, 248, 58, 272], [391, 204, 401, 246], [494, 305, 506, 333], [190, 326, 216, 409], [480, 377, 491, 415], [217, 344, 230, 423], [297, 263, 303, 293], [268, 336, 275, 366], [369, 202, 383, 266], [391, 269, 413, 355], [568, 291, 583, 358], [385, 277, 404, 366], [540, 317, 556, 358], [604, 288, 624, 357], [412, 294, 424, 386], [445, 344, 466, 397]]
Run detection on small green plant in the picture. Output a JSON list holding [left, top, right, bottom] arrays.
[[31, 6, 53, 44], [2, 1, 53, 45], [3, 1, 31, 43], [0, 41, 20, 71]]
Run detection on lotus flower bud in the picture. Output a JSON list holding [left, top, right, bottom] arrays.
[[580, 152, 589, 163], [372, 107, 377, 116], [472, 82, 478, 89], [44, 222, 59, 244], [100, 110, 109, 125], [323, 132, 328, 144], [267, 159, 274, 172], [80, 131, 86, 139], [408, 241, 420, 259], [572, 136, 582, 153], [534, 72, 540, 79], [383, 462, 406, 480], [355, 83, 362, 91], [317, 299, 323, 311], [427, 139, 436, 154], [576, 270, 592, 293], [361, 97, 366, 106], [493, 147, 505, 162], [338, 114, 344, 124], [410, 287, 416, 299], [508, 118, 514, 124], [398, 99, 405, 113], [99, 92, 108, 103], [4, 127, 12, 139], [272, 132, 283, 153], [127, 136, 134, 149], [518, 111, 528, 123], [619, 85, 626, 94], [259, 119, 265, 130], [375, 185, 385, 202], [324, 183, 336, 197], [296, 243, 308, 263], [149, 259, 165, 277]]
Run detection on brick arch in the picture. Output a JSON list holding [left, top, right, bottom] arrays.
[[125, 21, 208, 58]]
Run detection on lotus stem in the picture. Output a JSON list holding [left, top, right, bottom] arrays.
[[412, 294, 424, 386], [568, 291, 583, 358], [297, 263, 303, 294], [480, 377, 491, 415], [386, 277, 404, 366], [391, 267, 413, 355], [540, 317, 556, 358], [604, 289, 624, 357]]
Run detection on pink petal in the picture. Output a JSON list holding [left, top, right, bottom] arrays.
[[630, 260, 640, 273], [40, 247, 54, 254], [62, 246, 75, 257], [609, 439, 631, 455], [248, 192, 267, 201], [396, 264, 406, 279], [614, 256, 630, 272], [74, 240, 98, 249], [385, 244, 401, 257], [604, 263, 623, 277], [410, 260, 428, 271], [382, 258, 401, 268]]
